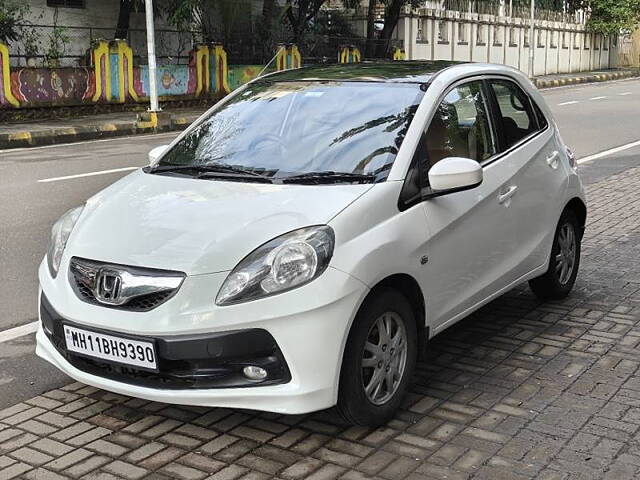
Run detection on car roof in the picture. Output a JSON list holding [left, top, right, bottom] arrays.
[[260, 60, 468, 84]]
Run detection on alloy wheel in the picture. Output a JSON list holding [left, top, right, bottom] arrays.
[[555, 223, 576, 285], [361, 312, 408, 405]]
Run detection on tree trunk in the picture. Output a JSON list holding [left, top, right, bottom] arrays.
[[376, 0, 403, 58], [263, 0, 276, 24], [115, 0, 133, 40], [365, 0, 377, 58]]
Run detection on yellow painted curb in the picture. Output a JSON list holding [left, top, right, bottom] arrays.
[[8, 132, 32, 141]]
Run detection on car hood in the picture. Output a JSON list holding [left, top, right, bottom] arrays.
[[67, 169, 372, 275]]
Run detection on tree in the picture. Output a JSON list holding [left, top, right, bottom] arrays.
[[375, 0, 422, 57], [583, 0, 640, 34], [283, 0, 328, 43], [365, 0, 378, 57], [165, 0, 249, 43], [0, 0, 29, 44], [114, 0, 159, 40]]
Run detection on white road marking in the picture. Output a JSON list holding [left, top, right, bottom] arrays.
[[578, 139, 640, 164], [618, 92, 632, 95], [557, 100, 579, 106], [38, 166, 138, 183], [0, 321, 38, 344], [590, 96, 606, 100]]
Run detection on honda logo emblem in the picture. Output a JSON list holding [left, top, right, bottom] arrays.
[[94, 269, 123, 305]]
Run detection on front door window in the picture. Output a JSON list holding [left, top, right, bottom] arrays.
[[425, 81, 497, 170]]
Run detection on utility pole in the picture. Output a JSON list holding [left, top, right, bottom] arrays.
[[528, 0, 535, 77], [145, 0, 160, 112]]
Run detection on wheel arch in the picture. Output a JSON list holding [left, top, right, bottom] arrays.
[[564, 197, 587, 239], [368, 273, 428, 355]]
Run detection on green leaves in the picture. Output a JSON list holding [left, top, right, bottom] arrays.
[[0, 0, 29, 44], [586, 0, 640, 34]]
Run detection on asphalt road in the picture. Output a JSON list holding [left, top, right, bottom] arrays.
[[0, 78, 639, 408]]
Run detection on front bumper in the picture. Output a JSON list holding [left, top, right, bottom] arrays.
[[36, 260, 369, 414], [40, 294, 291, 389]]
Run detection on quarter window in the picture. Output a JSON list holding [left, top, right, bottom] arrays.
[[489, 80, 539, 149], [424, 81, 496, 169]]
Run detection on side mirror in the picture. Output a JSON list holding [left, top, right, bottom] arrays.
[[148, 145, 170, 165], [428, 157, 482, 194]]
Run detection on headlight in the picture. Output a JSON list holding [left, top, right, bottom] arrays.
[[47, 206, 84, 277], [216, 226, 335, 305]]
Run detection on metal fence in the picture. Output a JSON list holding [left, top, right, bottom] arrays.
[[436, 0, 588, 22], [9, 23, 404, 68], [9, 24, 198, 67]]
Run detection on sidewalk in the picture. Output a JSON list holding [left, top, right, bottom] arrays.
[[0, 108, 207, 150], [1, 68, 638, 151], [1, 165, 639, 480], [533, 68, 640, 89]]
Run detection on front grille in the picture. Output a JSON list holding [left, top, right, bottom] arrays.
[[69, 257, 185, 312]]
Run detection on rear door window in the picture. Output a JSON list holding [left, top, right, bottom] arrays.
[[489, 79, 540, 149]]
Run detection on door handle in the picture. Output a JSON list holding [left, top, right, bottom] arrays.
[[498, 185, 518, 204], [546, 150, 560, 169]]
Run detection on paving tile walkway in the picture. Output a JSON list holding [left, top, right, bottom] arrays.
[[1, 166, 640, 479]]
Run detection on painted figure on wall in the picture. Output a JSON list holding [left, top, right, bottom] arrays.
[[14, 68, 91, 105]]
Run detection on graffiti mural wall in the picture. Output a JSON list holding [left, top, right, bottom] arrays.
[[227, 65, 265, 91], [0, 41, 296, 110], [135, 65, 197, 98], [12, 68, 94, 106]]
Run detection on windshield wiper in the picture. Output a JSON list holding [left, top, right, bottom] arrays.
[[147, 164, 273, 182], [283, 171, 376, 184]]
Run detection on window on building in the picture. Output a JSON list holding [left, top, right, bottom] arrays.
[[477, 23, 486, 45], [584, 34, 590, 49], [417, 18, 428, 42], [537, 29, 545, 48], [550, 30, 557, 48], [458, 22, 467, 43], [562, 31, 568, 48], [594, 34, 600, 50], [47, 0, 85, 8], [493, 25, 503, 46], [438, 20, 449, 43], [574, 33, 580, 49], [524, 29, 530, 47], [509, 27, 518, 46]]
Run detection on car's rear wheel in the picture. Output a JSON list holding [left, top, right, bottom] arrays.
[[337, 289, 417, 426], [529, 210, 581, 300]]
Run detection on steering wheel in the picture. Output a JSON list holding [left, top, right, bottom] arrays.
[[248, 134, 288, 153]]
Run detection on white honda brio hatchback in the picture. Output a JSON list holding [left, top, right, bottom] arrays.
[[37, 61, 586, 425]]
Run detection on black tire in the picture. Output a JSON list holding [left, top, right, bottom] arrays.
[[337, 288, 417, 426], [529, 209, 581, 300]]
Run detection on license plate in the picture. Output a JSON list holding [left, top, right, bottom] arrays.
[[63, 325, 157, 371]]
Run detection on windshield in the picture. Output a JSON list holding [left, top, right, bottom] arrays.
[[156, 80, 425, 183]]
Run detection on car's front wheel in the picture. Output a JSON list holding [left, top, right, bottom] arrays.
[[337, 289, 417, 426], [529, 209, 581, 300]]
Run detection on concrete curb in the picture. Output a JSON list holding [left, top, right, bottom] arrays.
[[534, 69, 640, 89], [0, 116, 192, 150]]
